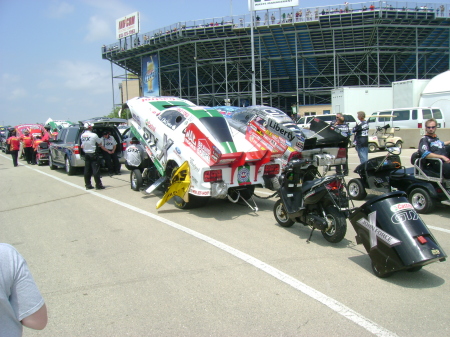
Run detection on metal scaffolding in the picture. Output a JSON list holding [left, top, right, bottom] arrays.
[[102, 1, 450, 111]]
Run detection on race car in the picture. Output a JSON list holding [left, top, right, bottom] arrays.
[[227, 105, 349, 171], [123, 97, 283, 210]]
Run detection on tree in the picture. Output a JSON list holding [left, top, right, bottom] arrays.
[[106, 106, 130, 119]]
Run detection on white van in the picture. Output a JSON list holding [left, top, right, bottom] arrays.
[[367, 107, 445, 129], [297, 114, 357, 130]]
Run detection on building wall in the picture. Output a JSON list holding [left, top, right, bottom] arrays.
[[297, 104, 331, 117], [121, 80, 140, 103]]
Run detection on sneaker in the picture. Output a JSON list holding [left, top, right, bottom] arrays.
[[95, 185, 105, 190], [86, 185, 94, 190]]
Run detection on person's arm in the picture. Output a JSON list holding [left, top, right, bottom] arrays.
[[425, 152, 450, 162], [21, 303, 47, 330], [444, 140, 450, 146]]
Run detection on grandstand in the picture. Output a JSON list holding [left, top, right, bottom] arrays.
[[102, 1, 450, 111]]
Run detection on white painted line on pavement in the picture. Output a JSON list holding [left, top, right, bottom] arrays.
[[428, 226, 450, 234], [3, 156, 399, 336]]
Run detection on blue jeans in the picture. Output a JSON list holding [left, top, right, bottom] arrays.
[[356, 145, 368, 164]]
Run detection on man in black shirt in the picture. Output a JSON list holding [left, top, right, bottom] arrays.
[[352, 111, 369, 164], [418, 118, 450, 178], [331, 113, 350, 175]]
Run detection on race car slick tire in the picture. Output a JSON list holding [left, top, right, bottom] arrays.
[[130, 169, 143, 191]]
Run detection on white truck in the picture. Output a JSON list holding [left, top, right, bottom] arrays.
[[331, 87, 393, 120]]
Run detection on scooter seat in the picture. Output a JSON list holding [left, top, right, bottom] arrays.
[[301, 180, 316, 191]]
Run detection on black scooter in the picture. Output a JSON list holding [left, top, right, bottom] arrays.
[[273, 158, 348, 243]]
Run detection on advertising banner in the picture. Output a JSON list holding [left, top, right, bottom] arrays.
[[248, 0, 299, 11], [142, 54, 160, 97], [116, 12, 140, 40]]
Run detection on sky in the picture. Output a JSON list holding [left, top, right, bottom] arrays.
[[1, 0, 335, 127]]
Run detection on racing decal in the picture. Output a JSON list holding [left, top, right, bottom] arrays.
[[131, 112, 141, 127], [145, 119, 156, 132], [237, 165, 251, 185], [245, 120, 287, 155], [131, 124, 164, 176], [266, 118, 296, 142], [184, 123, 222, 166], [189, 188, 210, 196], [356, 211, 402, 250], [189, 158, 200, 172], [390, 203, 414, 213], [156, 133, 174, 164]]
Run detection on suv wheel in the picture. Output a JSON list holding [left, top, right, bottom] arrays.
[[65, 157, 76, 176]]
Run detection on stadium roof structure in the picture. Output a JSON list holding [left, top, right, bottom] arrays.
[[102, 1, 450, 110]]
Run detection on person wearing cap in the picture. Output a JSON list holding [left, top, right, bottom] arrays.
[[101, 131, 121, 176], [7, 130, 20, 167], [125, 137, 148, 169], [81, 123, 105, 190], [21, 130, 34, 164]]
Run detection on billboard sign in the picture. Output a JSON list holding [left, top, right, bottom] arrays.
[[142, 54, 160, 97], [116, 12, 140, 40], [248, 0, 299, 11]]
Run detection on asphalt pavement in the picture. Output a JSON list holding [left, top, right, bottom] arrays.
[[1, 148, 449, 337]]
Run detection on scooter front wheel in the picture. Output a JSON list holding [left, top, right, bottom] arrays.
[[273, 199, 295, 227], [321, 206, 347, 243]]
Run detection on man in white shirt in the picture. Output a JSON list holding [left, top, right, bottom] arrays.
[[81, 122, 105, 190]]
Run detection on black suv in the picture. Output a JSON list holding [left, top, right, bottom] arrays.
[[48, 117, 127, 175]]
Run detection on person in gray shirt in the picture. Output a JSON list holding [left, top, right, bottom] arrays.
[[0, 243, 47, 337]]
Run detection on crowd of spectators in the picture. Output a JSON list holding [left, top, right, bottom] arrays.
[[102, 3, 449, 54]]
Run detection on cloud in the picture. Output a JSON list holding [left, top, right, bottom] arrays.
[[47, 1, 74, 18], [85, 15, 113, 42], [55, 60, 111, 94], [9, 88, 27, 100]]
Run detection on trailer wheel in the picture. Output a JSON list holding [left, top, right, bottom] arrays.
[[408, 188, 435, 214], [368, 143, 377, 153], [348, 178, 367, 200]]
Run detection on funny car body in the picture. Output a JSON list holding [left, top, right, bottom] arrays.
[[123, 97, 282, 210], [227, 106, 349, 172]]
